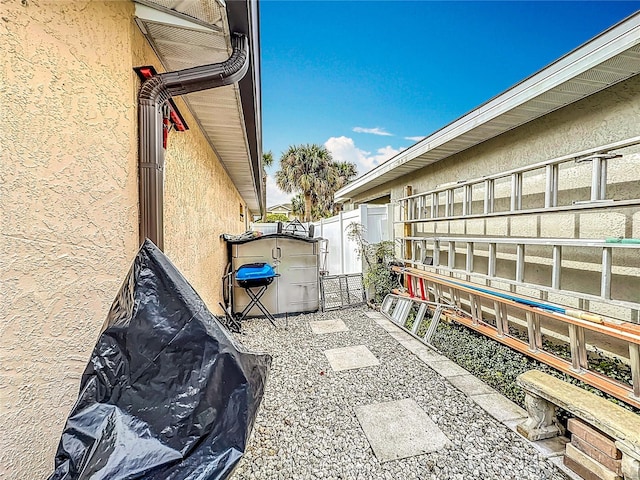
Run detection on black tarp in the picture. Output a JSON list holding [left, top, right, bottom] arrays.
[[48, 240, 271, 480]]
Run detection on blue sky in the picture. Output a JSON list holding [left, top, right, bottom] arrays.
[[260, 1, 639, 206]]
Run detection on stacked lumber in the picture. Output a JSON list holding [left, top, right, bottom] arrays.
[[564, 418, 622, 480]]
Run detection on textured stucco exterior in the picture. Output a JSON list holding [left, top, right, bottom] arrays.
[[163, 92, 248, 309], [1, 1, 247, 477], [348, 75, 640, 320]]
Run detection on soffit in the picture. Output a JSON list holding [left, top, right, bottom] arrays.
[[134, 0, 261, 212], [335, 12, 640, 202]]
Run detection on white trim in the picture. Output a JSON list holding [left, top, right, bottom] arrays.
[[134, 3, 219, 33]]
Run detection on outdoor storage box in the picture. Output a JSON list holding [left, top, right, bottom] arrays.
[[227, 233, 319, 316]]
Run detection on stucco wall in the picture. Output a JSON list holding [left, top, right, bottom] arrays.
[[163, 92, 247, 311], [353, 75, 640, 320], [2, 1, 247, 477], [1, 2, 139, 477]]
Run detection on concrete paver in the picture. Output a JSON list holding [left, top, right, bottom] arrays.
[[355, 398, 450, 462], [424, 359, 471, 378], [309, 318, 349, 334], [447, 374, 496, 396], [324, 344, 380, 371], [471, 393, 528, 422]]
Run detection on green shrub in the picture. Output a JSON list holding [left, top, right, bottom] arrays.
[[346, 222, 397, 305], [431, 321, 639, 413]]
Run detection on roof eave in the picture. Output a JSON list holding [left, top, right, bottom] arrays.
[[335, 11, 640, 202]]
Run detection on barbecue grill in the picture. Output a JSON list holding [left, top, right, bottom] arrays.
[[236, 263, 277, 288], [235, 263, 278, 326]]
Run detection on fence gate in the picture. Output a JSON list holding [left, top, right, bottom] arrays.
[[320, 273, 365, 311]]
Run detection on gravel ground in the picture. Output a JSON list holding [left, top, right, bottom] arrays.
[[232, 306, 568, 480]]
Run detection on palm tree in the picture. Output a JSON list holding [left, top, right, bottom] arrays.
[[329, 161, 357, 214], [291, 193, 305, 220], [262, 151, 274, 169], [260, 151, 274, 220], [275, 144, 333, 222], [334, 161, 357, 189], [314, 161, 358, 216]]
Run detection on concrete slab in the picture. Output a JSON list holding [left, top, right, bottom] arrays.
[[309, 318, 349, 335], [424, 359, 470, 378], [375, 319, 399, 332], [324, 345, 380, 372], [355, 398, 450, 462], [412, 346, 447, 363], [471, 393, 527, 422], [391, 333, 424, 351], [365, 311, 384, 319], [447, 374, 496, 397], [531, 436, 569, 459]]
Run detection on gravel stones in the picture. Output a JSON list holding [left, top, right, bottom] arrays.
[[231, 307, 568, 480]]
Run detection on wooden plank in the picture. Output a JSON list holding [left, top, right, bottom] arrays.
[[446, 307, 640, 409], [571, 436, 622, 474], [392, 266, 640, 343], [390, 289, 640, 410], [565, 444, 621, 480], [567, 418, 620, 459], [562, 444, 622, 480]]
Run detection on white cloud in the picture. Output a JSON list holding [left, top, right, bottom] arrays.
[[324, 136, 404, 175], [352, 126, 393, 136], [405, 136, 426, 142], [265, 174, 292, 207]]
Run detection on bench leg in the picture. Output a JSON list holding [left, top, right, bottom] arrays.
[[517, 392, 562, 441], [617, 443, 640, 480]]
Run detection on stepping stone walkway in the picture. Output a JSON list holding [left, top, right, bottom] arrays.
[[232, 307, 570, 480], [317, 317, 449, 463]]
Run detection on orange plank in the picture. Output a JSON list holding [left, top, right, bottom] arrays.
[[393, 266, 640, 344], [389, 290, 640, 409]]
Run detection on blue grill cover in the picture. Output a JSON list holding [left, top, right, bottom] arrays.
[[236, 263, 276, 281]]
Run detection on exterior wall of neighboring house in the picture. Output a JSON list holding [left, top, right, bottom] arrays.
[[2, 2, 247, 477], [267, 204, 294, 219], [346, 75, 640, 321]]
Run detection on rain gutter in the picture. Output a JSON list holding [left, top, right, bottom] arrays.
[[138, 33, 249, 250]]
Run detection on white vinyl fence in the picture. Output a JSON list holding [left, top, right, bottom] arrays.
[[250, 204, 393, 276], [313, 204, 392, 275]]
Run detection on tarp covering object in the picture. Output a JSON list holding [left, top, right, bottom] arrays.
[[48, 239, 271, 480]]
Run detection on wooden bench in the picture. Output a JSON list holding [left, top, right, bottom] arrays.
[[516, 370, 640, 480]]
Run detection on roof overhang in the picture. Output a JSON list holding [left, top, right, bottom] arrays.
[[335, 11, 640, 203], [134, 0, 264, 214]]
